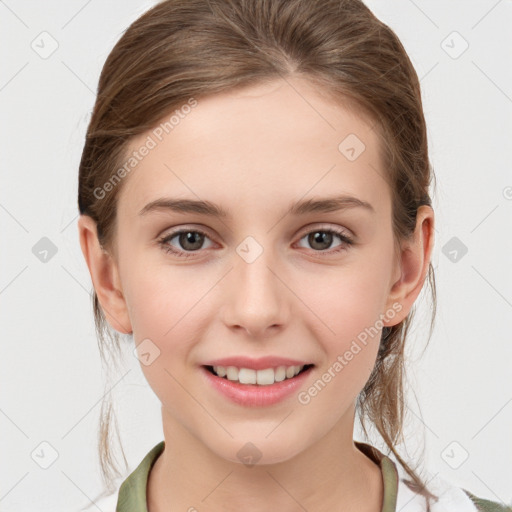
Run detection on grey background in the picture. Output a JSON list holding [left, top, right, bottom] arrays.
[[1, 1, 511, 510]]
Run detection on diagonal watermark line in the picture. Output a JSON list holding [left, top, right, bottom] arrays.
[[163, 367, 234, 438], [470, 205, 499, 233], [0, 0, 29, 28], [61, 0, 94, 29], [61, 213, 79, 233], [405, 403, 439, 439], [367, 161, 388, 187], [0, 472, 29, 502], [61, 471, 97, 508], [265, 265, 336, 335], [0, 62, 29, 92], [61, 369, 132, 439], [0, 203, 29, 232], [397, 471, 439, 511], [419, 61, 439, 83], [471, 395, 512, 439], [471, 265, 512, 308], [471, 470, 508, 505], [471, 61, 512, 105], [0, 266, 28, 296], [265, 471, 309, 511], [265, 409, 294, 438], [201, 470, 233, 502], [61, 265, 91, 295], [61, 60, 95, 94], [0, 408, 29, 438], [471, 0, 503, 30], [406, 0, 439, 29]]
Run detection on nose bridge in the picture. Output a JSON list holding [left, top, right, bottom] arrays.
[[223, 234, 288, 335]]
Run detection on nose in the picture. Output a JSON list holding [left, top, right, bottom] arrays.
[[220, 249, 289, 338]]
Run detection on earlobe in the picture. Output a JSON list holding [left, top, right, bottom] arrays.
[[384, 205, 435, 326], [77, 215, 133, 334]]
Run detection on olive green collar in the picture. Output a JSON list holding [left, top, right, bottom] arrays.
[[116, 440, 398, 512], [116, 441, 165, 512]]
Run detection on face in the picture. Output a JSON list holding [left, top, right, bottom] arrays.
[[101, 77, 406, 464]]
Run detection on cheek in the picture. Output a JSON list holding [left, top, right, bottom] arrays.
[[302, 260, 391, 344], [124, 259, 201, 335], [297, 274, 384, 415], [293, 258, 390, 403], [124, 264, 200, 392], [130, 280, 203, 418]]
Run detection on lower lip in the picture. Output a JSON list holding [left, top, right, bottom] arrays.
[[200, 366, 314, 407]]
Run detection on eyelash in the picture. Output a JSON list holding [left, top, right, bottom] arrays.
[[157, 226, 354, 259]]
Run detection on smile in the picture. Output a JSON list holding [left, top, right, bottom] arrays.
[[200, 363, 315, 407], [205, 364, 314, 385]]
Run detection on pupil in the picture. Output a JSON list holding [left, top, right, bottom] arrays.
[[181, 232, 203, 250], [310, 231, 332, 250]]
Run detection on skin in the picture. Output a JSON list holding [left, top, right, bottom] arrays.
[[78, 76, 434, 512]]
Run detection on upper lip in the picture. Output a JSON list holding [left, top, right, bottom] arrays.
[[201, 356, 313, 371]]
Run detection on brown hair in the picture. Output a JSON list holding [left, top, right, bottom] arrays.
[[78, 0, 438, 506]]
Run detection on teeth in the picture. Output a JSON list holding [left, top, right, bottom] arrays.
[[211, 364, 305, 385], [226, 366, 238, 381], [274, 366, 286, 382], [239, 368, 257, 384]]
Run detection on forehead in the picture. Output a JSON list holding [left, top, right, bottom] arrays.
[[116, 77, 389, 219]]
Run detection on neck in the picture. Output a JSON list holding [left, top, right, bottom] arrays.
[[147, 406, 383, 512]]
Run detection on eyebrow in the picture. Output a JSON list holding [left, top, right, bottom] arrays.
[[138, 194, 375, 218]]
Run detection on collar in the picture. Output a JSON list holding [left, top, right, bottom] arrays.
[[116, 440, 398, 512]]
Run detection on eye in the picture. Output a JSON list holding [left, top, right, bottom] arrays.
[[296, 226, 354, 255], [157, 228, 213, 258], [157, 225, 354, 259]]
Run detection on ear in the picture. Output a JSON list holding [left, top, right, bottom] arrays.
[[384, 205, 435, 326], [77, 215, 132, 334]]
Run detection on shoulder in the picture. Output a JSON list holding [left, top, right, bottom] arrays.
[[76, 441, 165, 512], [463, 489, 512, 512], [394, 462, 511, 512]]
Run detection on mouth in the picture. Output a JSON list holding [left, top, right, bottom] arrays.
[[203, 364, 315, 386]]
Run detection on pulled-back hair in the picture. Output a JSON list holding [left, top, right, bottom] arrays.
[[78, 0, 438, 506]]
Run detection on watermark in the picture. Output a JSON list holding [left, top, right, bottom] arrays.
[[503, 186, 512, 200], [236, 441, 263, 467], [440, 31, 469, 60], [440, 441, 469, 469], [31, 441, 59, 469], [133, 337, 161, 366], [93, 97, 198, 201], [297, 302, 402, 405], [31, 31, 59, 59], [442, 236, 468, 263], [338, 133, 366, 161]]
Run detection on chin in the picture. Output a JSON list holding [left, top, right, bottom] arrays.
[[207, 435, 306, 467]]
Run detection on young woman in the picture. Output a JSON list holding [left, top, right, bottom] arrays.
[[77, 1, 510, 510]]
